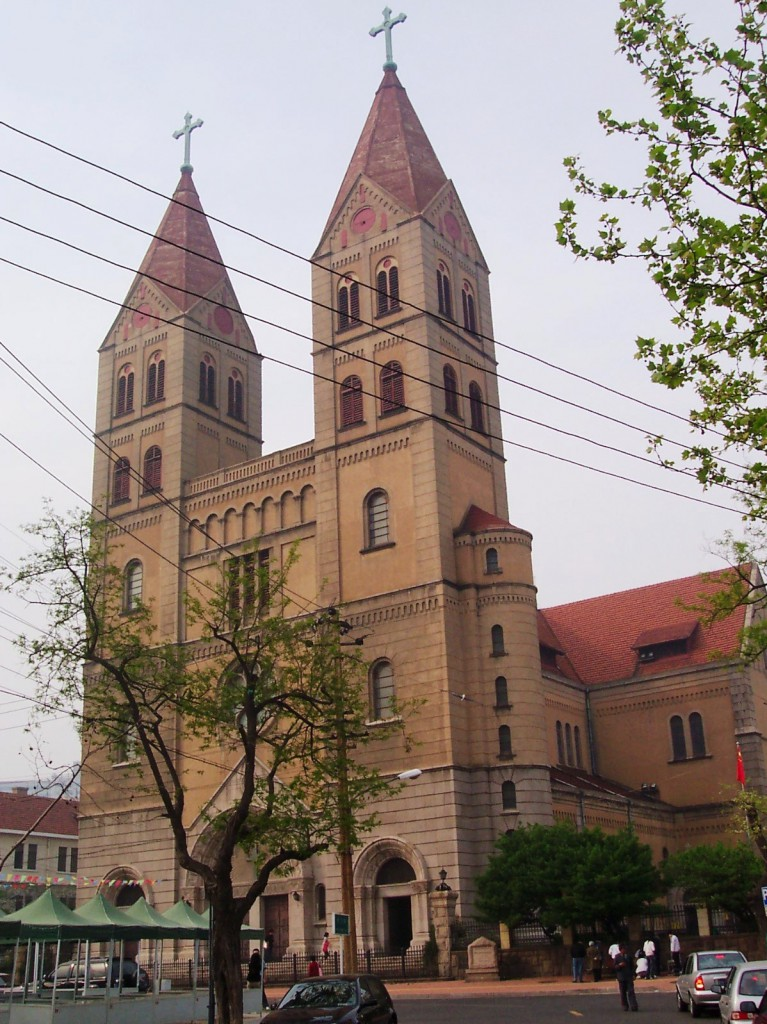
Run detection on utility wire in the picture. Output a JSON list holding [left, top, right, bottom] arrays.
[[0, 166, 746, 476], [0, 232, 754, 512]]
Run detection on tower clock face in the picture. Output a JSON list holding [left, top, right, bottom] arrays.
[[351, 206, 376, 234]]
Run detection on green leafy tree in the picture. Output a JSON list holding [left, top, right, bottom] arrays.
[[475, 822, 659, 936], [661, 842, 762, 923], [3, 507, 412, 1024], [557, 0, 767, 531]]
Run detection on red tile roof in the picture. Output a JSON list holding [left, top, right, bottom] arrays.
[[0, 792, 78, 837], [137, 171, 227, 312], [539, 568, 748, 685], [324, 69, 448, 233], [455, 504, 518, 535]]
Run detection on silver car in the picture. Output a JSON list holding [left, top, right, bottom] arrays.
[[716, 960, 767, 1024], [676, 951, 747, 1016]]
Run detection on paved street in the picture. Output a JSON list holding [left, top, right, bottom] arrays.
[[391, 988, 682, 1024]]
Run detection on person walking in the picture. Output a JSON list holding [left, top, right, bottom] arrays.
[[586, 941, 604, 982], [571, 938, 586, 983], [321, 931, 330, 959], [670, 933, 681, 975], [307, 955, 322, 977], [613, 943, 639, 1011]]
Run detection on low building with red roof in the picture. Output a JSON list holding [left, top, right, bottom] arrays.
[[537, 566, 766, 852]]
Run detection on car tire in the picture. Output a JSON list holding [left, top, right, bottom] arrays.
[[689, 997, 702, 1018], [677, 990, 687, 1013]]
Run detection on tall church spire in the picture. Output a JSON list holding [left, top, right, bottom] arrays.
[[322, 68, 448, 235], [136, 171, 228, 313]]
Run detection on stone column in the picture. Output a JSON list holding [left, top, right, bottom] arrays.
[[428, 889, 458, 979]]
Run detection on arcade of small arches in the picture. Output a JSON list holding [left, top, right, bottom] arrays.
[[186, 485, 316, 553]]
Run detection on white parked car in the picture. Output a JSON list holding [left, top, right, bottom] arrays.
[[676, 950, 747, 1016], [715, 960, 767, 1024]]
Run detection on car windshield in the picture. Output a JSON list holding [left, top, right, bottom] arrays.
[[280, 981, 356, 1008], [698, 954, 746, 970]]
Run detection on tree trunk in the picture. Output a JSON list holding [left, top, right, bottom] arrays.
[[211, 896, 246, 1024]]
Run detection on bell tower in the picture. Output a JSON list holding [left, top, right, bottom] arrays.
[[91, 118, 262, 638]]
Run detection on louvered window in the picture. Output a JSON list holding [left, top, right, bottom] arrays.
[[462, 283, 477, 334], [340, 375, 363, 426], [124, 560, 143, 612], [366, 490, 389, 547], [376, 262, 400, 317], [199, 355, 216, 406], [146, 354, 165, 403], [469, 382, 485, 433], [338, 279, 360, 330], [143, 446, 162, 492], [380, 361, 404, 413], [443, 364, 459, 416], [228, 371, 244, 420], [113, 457, 131, 503], [116, 367, 135, 415], [437, 263, 453, 319], [371, 660, 395, 720]]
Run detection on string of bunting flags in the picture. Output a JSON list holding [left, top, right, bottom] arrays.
[[0, 873, 157, 888]]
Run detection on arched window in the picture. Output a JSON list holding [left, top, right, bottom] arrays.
[[366, 490, 389, 548], [376, 260, 400, 317], [146, 353, 165, 404], [499, 725, 512, 759], [371, 660, 395, 720], [380, 361, 405, 413], [199, 354, 216, 406], [142, 446, 162, 493], [565, 723, 574, 765], [501, 780, 517, 810], [443, 364, 459, 416], [124, 560, 143, 613], [556, 721, 564, 764], [574, 725, 583, 768], [670, 715, 687, 761], [376, 858, 415, 884], [491, 624, 505, 656], [340, 375, 364, 426], [437, 262, 453, 318], [469, 382, 485, 433], [227, 370, 244, 420], [495, 676, 508, 707], [116, 365, 135, 416], [486, 548, 500, 573], [315, 884, 326, 921], [338, 277, 360, 330], [689, 712, 706, 757], [462, 282, 477, 334], [113, 457, 131, 503]]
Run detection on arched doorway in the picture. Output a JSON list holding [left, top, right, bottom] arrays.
[[376, 859, 415, 953]]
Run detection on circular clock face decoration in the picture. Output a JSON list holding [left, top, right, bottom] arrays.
[[132, 303, 152, 328], [214, 305, 234, 335], [444, 212, 461, 241], [351, 206, 376, 234]]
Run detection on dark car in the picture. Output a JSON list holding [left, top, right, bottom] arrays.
[[262, 974, 396, 1024], [43, 958, 150, 992]]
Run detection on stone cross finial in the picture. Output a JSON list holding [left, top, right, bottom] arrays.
[[172, 112, 204, 173], [370, 7, 407, 71]]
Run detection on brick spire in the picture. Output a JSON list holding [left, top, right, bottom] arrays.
[[323, 68, 448, 234], [137, 170, 227, 312]]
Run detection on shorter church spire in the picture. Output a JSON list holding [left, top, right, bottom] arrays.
[[369, 7, 406, 71], [172, 112, 204, 173]]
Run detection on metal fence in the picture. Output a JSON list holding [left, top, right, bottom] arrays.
[[450, 919, 501, 950]]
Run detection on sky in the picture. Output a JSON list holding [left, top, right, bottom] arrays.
[[0, 0, 748, 776]]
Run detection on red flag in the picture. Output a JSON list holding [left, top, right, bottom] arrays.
[[737, 743, 746, 785]]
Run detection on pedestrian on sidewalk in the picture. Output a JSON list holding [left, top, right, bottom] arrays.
[[613, 943, 639, 1011], [586, 941, 604, 982], [571, 939, 586, 983], [670, 933, 681, 975]]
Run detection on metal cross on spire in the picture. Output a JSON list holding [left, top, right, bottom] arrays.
[[369, 7, 407, 71], [172, 112, 204, 173]]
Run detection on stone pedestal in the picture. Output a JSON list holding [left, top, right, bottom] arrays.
[[428, 889, 458, 979], [465, 936, 499, 983]]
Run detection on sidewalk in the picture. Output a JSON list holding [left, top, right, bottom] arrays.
[[383, 975, 679, 1000]]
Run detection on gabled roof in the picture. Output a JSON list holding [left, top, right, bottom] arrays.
[[551, 765, 672, 805], [455, 504, 518, 536], [324, 68, 448, 233], [136, 170, 227, 312], [539, 568, 748, 685], [0, 791, 78, 837]]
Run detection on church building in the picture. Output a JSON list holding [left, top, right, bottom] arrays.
[[79, 14, 767, 958]]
